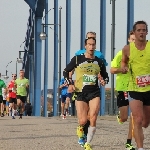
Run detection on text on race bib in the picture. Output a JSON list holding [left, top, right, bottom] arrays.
[[136, 74, 150, 87], [83, 74, 97, 85]]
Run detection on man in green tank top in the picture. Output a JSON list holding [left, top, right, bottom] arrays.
[[110, 31, 135, 150], [122, 20, 150, 150], [15, 70, 29, 119], [0, 73, 6, 116]]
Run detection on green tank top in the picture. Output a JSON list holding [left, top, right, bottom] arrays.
[[128, 41, 150, 92]]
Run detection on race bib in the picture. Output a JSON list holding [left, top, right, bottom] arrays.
[[83, 74, 97, 85], [136, 74, 150, 87]]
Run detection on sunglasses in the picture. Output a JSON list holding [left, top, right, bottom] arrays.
[[12, 76, 16, 77]]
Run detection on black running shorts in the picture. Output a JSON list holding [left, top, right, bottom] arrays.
[[16, 95, 27, 103], [0, 95, 3, 103], [76, 88, 100, 103], [128, 91, 150, 106], [117, 91, 129, 108], [9, 98, 17, 104]]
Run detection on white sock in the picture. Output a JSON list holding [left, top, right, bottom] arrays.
[[87, 126, 96, 143], [138, 148, 144, 150], [12, 109, 15, 116]]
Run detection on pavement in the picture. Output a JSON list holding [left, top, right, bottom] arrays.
[[0, 115, 150, 150]]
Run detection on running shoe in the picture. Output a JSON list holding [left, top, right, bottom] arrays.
[[125, 143, 135, 150], [117, 111, 123, 124], [77, 125, 84, 138], [84, 142, 92, 150]]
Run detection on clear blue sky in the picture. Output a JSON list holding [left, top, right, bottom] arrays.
[[0, 0, 150, 88]]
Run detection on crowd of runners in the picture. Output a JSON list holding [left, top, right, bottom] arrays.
[[1, 20, 149, 150], [0, 69, 29, 119], [61, 20, 149, 150]]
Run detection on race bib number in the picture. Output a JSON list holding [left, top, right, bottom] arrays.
[[83, 74, 97, 85], [136, 74, 150, 87]]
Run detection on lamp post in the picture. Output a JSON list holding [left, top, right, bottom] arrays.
[[110, 0, 116, 115], [16, 58, 19, 76], [40, 6, 62, 116], [3, 61, 12, 80]]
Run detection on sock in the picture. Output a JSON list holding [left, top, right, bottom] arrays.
[[126, 139, 131, 144], [83, 120, 90, 136], [12, 109, 15, 117], [138, 148, 144, 150], [87, 126, 96, 143]]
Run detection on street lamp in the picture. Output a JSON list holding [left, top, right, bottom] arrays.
[[39, 31, 47, 40], [2, 61, 12, 80], [40, 6, 62, 116], [17, 51, 27, 63]]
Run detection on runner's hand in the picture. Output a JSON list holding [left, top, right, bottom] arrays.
[[100, 79, 106, 86], [121, 66, 128, 74]]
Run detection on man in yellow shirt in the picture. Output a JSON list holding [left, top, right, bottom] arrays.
[[122, 20, 150, 150], [111, 31, 135, 150]]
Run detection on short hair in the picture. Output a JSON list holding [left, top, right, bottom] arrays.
[[20, 69, 24, 72], [12, 74, 17, 76], [133, 20, 148, 32], [128, 30, 134, 39], [85, 37, 96, 45], [86, 31, 96, 38]]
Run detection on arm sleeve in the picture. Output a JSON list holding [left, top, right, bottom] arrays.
[[99, 60, 109, 84], [63, 56, 77, 84]]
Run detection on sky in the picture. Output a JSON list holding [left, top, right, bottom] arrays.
[[0, 0, 150, 88]]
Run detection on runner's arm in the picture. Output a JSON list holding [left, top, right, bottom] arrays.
[[110, 51, 123, 74], [122, 45, 129, 67], [26, 80, 29, 88], [99, 60, 109, 84], [69, 69, 75, 77], [63, 56, 76, 85], [59, 80, 67, 89]]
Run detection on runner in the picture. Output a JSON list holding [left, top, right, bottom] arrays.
[[110, 31, 135, 150], [63, 37, 109, 150], [8, 74, 17, 119], [15, 70, 29, 119], [70, 31, 108, 146], [0, 73, 6, 117], [1, 88, 7, 117], [122, 20, 150, 150], [59, 78, 72, 119]]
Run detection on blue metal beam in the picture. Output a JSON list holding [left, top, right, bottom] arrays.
[[29, 54, 33, 106], [35, 0, 45, 17], [80, 0, 86, 49], [100, 0, 106, 116], [34, 17, 42, 116], [24, 0, 36, 11], [43, 0, 48, 117], [53, 0, 59, 116], [127, 0, 134, 44], [66, 0, 71, 65]]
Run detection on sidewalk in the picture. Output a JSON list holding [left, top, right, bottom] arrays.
[[0, 116, 150, 150]]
